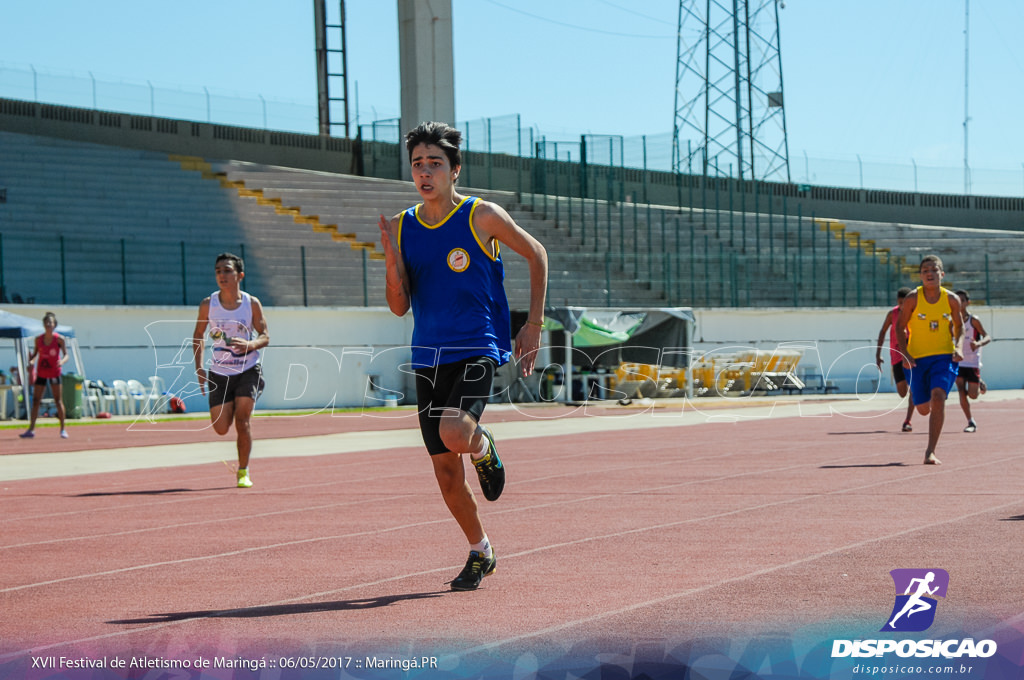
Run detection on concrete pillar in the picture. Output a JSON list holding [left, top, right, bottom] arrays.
[[397, 0, 455, 174]]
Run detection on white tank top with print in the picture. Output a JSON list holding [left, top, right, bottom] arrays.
[[959, 314, 982, 369], [207, 291, 260, 376]]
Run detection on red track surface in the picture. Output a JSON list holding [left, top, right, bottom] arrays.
[[2, 398, 1023, 674]]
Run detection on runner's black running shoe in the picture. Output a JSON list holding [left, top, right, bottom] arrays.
[[450, 550, 497, 591], [473, 426, 505, 501]]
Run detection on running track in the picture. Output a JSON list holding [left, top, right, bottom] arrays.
[[2, 393, 1023, 679]]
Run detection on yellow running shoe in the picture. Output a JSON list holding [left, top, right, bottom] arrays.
[[237, 469, 253, 488]]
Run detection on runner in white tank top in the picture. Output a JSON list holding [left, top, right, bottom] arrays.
[[207, 290, 261, 376], [953, 290, 991, 433], [193, 253, 270, 488]]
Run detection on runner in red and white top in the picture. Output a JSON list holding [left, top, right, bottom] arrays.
[[875, 287, 916, 432]]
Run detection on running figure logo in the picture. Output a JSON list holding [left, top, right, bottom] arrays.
[[881, 568, 949, 632]]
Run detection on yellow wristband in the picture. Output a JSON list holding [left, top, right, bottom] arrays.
[[526, 319, 544, 327]]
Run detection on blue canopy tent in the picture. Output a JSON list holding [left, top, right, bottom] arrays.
[[0, 309, 85, 418]]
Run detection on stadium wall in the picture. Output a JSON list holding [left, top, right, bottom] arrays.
[[5, 305, 1022, 415], [2, 96, 1023, 231]]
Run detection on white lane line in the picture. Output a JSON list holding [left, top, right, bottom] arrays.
[[459, 498, 1024, 657], [5, 440, 1020, 591], [4, 397, 1021, 658], [0, 394, 921, 482], [3, 452, 1019, 660]]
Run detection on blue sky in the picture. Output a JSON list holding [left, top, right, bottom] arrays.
[[2, 1, 1023, 194]]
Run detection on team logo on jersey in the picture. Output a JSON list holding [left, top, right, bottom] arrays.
[[447, 248, 470, 272], [209, 322, 250, 358], [881, 569, 949, 632]]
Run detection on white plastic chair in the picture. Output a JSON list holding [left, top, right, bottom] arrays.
[[111, 380, 133, 415], [145, 375, 171, 414], [82, 380, 104, 417], [126, 379, 148, 415]]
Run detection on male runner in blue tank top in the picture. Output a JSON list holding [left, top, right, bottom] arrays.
[[378, 122, 548, 591]]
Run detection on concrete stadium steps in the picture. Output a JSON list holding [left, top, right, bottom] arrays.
[[208, 160, 670, 308], [197, 160, 392, 257], [195, 160, 851, 308], [217, 162, 874, 307], [811, 217, 1024, 303], [0, 131, 385, 307], [6, 128, 1020, 309], [508, 195, 895, 307]]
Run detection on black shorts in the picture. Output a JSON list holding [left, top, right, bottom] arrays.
[[890, 361, 907, 385], [207, 365, 264, 409], [957, 366, 981, 384], [414, 356, 496, 456], [34, 375, 60, 387]]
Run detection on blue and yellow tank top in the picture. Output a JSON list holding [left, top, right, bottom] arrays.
[[399, 196, 512, 368], [907, 286, 955, 359]]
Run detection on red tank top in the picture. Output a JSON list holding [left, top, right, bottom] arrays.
[[35, 333, 63, 379]]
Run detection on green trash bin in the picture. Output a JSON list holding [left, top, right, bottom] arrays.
[[62, 373, 84, 419]]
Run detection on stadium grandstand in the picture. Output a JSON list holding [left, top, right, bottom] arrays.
[[2, 95, 1023, 310]]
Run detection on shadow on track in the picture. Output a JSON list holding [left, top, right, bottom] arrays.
[[820, 462, 908, 469], [108, 591, 446, 624], [72, 487, 224, 497]]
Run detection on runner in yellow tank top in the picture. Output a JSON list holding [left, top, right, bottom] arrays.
[[896, 255, 963, 466]]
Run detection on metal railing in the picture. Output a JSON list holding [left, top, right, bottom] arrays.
[[1, 206, 1015, 309], [0, 233, 386, 308]]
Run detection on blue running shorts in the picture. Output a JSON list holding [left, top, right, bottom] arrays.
[[908, 354, 957, 406]]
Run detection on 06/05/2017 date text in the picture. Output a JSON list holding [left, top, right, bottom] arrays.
[[277, 656, 439, 671]]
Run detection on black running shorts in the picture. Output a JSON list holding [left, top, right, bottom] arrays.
[[957, 366, 981, 384], [891, 361, 907, 385], [207, 364, 265, 409], [414, 356, 497, 455]]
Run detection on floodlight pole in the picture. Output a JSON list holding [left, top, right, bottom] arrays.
[[963, 0, 970, 195]]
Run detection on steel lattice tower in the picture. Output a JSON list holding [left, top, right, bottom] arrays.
[[672, 0, 790, 183], [314, 0, 350, 137]]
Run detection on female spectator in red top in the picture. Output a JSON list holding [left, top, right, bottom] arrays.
[[20, 312, 70, 439]]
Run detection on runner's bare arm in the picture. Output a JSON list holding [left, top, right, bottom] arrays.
[[896, 295, 917, 368], [231, 296, 270, 354], [193, 297, 211, 394], [379, 213, 411, 317]]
